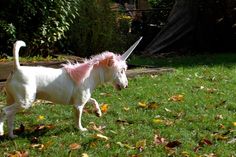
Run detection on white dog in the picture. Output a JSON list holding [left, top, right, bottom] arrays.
[[0, 38, 142, 138]]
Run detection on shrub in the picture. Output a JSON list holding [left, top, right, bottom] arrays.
[[0, 0, 79, 56], [64, 0, 121, 57]]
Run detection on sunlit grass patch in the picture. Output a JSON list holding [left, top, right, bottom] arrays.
[[1, 54, 236, 156]]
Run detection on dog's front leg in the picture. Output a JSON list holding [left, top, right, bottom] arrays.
[[88, 98, 102, 117], [74, 103, 88, 131]]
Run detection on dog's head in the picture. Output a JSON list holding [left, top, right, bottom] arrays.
[[106, 56, 128, 90], [102, 37, 142, 90]]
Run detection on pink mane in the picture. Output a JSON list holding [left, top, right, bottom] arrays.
[[63, 51, 127, 85]]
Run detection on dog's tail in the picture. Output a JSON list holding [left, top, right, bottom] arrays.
[[13, 40, 26, 70]]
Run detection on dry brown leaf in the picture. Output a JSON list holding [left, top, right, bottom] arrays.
[[169, 94, 184, 102], [81, 153, 89, 157], [89, 122, 106, 133], [92, 133, 109, 141], [69, 143, 81, 150], [138, 101, 159, 109], [7, 150, 29, 157], [165, 140, 182, 148], [31, 143, 45, 150], [153, 134, 167, 145], [194, 138, 213, 152], [136, 139, 146, 152], [202, 153, 217, 157], [13, 124, 25, 135]]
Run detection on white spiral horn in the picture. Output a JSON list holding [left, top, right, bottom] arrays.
[[121, 37, 143, 61]]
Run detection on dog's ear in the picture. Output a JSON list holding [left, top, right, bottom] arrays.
[[107, 57, 115, 67]]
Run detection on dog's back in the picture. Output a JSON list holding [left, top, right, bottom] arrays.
[[6, 66, 75, 106]]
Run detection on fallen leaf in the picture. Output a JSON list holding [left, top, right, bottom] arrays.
[[219, 124, 225, 129], [33, 124, 55, 132], [101, 103, 108, 113], [37, 115, 45, 121], [164, 108, 172, 112], [123, 107, 130, 111], [14, 124, 25, 135], [138, 101, 159, 109], [92, 133, 109, 141], [89, 122, 106, 133], [153, 134, 167, 145], [116, 119, 132, 125], [181, 151, 190, 157], [69, 143, 81, 150], [130, 154, 142, 157], [227, 138, 236, 144], [165, 140, 182, 148], [147, 102, 159, 109], [30, 136, 40, 144], [81, 153, 89, 157], [7, 150, 29, 157], [206, 88, 217, 93], [100, 92, 111, 97], [31, 143, 45, 150], [138, 102, 147, 108], [152, 118, 163, 124], [213, 134, 228, 140], [215, 114, 223, 120], [116, 142, 135, 149], [136, 139, 146, 152], [199, 138, 213, 146], [169, 94, 184, 102], [202, 153, 217, 157], [233, 122, 236, 127], [194, 138, 213, 152]]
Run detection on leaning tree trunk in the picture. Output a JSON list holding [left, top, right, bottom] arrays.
[[144, 0, 199, 55], [144, 0, 236, 55]]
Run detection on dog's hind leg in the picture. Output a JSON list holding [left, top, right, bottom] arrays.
[[0, 103, 21, 138], [88, 98, 102, 117], [0, 110, 6, 136]]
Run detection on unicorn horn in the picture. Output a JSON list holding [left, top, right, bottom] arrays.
[[121, 37, 143, 61]]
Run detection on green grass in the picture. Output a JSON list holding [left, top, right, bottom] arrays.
[[1, 53, 236, 156]]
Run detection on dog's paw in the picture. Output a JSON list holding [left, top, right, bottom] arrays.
[[96, 110, 102, 117], [9, 134, 18, 139], [80, 127, 88, 132], [0, 132, 4, 136]]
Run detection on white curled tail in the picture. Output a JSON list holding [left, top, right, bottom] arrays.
[[13, 40, 26, 70]]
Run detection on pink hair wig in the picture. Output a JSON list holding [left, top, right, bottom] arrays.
[[63, 51, 127, 85]]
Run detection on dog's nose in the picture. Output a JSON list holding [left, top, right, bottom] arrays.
[[125, 85, 128, 88]]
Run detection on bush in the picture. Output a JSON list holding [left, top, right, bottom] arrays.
[[64, 0, 121, 56], [0, 0, 79, 56]]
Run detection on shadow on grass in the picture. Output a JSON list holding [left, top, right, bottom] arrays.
[[129, 53, 236, 68], [0, 123, 76, 142]]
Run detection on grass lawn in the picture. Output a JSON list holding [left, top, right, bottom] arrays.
[[0, 53, 236, 156]]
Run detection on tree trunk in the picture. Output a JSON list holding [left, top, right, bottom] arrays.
[[145, 0, 199, 55], [144, 0, 236, 55]]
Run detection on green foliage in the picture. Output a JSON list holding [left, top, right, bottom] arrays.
[[148, 0, 174, 8], [148, 0, 163, 7], [0, 0, 79, 56], [65, 0, 119, 56]]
